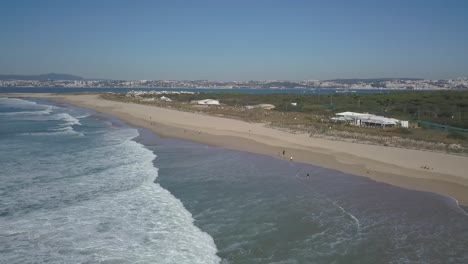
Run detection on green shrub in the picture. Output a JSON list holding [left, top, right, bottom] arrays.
[[447, 132, 467, 140], [394, 127, 412, 134]]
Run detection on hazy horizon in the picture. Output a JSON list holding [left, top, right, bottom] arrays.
[[1, 0, 468, 81], [0, 72, 448, 82]]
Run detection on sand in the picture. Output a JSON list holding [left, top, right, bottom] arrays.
[[5, 93, 468, 205]]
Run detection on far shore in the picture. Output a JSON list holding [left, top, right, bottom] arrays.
[[4, 93, 468, 205]]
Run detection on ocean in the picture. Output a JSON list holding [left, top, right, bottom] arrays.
[[1, 97, 468, 264]]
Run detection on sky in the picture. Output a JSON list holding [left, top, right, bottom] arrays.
[[1, 0, 468, 80]]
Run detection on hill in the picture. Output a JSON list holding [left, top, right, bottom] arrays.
[[325, 78, 423, 84], [0, 73, 84, 81]]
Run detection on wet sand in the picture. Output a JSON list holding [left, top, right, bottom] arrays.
[[5, 93, 468, 205]]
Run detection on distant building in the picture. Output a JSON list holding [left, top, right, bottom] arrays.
[[192, 99, 220, 105], [258, 104, 275, 110], [245, 104, 276, 110], [160, 96, 172, 102], [331, 111, 409, 128]]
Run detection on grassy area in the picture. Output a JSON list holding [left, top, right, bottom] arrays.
[[155, 90, 468, 129], [101, 90, 468, 154]]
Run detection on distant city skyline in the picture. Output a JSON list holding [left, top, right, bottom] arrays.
[[1, 72, 467, 82], [1, 0, 468, 81]]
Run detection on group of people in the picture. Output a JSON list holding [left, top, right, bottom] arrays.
[[282, 149, 293, 161], [420, 165, 434, 170]]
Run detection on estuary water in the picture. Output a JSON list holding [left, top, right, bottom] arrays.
[[0, 87, 399, 95]]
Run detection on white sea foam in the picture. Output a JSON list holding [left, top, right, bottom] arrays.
[[22, 127, 84, 137], [6, 110, 81, 125], [326, 198, 361, 230], [295, 167, 361, 232], [0, 97, 46, 108], [75, 114, 91, 119], [1, 98, 84, 136], [445, 196, 468, 217], [52, 112, 82, 126], [0, 113, 220, 264], [0, 97, 55, 115], [0, 107, 53, 116], [48, 113, 82, 135]]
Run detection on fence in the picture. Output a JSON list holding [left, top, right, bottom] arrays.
[[417, 120, 468, 134]]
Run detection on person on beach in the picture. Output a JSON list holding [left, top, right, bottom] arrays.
[[282, 150, 285, 155], [290, 156, 293, 161]]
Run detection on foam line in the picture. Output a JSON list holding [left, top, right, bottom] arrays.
[[0, 106, 221, 263], [326, 197, 361, 230], [447, 197, 468, 217], [306, 182, 361, 231]]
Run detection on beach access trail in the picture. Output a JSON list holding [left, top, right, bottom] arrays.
[[9, 93, 468, 205]]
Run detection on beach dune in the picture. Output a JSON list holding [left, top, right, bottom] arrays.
[[10, 93, 468, 205]]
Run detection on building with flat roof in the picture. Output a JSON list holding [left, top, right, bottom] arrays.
[[192, 99, 220, 105], [331, 111, 408, 128]]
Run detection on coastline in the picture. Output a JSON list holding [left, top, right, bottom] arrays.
[[5, 93, 468, 205]]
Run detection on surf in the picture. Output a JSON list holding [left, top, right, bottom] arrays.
[[0, 98, 220, 264]]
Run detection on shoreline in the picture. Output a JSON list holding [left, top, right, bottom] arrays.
[[5, 93, 468, 205]]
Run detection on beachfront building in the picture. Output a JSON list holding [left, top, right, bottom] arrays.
[[192, 99, 220, 105], [245, 104, 276, 110], [160, 96, 172, 102], [331, 111, 409, 128]]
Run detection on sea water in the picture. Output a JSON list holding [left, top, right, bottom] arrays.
[[1, 98, 468, 264], [0, 98, 219, 264], [146, 136, 468, 263]]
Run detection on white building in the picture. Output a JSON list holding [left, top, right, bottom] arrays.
[[193, 99, 220, 105], [160, 96, 172, 102], [245, 104, 276, 110], [331, 111, 408, 128]]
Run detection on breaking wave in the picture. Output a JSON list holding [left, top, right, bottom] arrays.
[[0, 98, 220, 264]]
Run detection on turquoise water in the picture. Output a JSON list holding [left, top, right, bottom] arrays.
[[1, 97, 468, 263]]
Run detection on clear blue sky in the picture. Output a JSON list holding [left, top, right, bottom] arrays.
[[1, 0, 467, 80]]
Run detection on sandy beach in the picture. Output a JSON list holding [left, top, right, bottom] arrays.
[[6, 93, 468, 205]]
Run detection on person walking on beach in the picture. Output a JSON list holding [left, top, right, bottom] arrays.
[[282, 149, 285, 155]]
